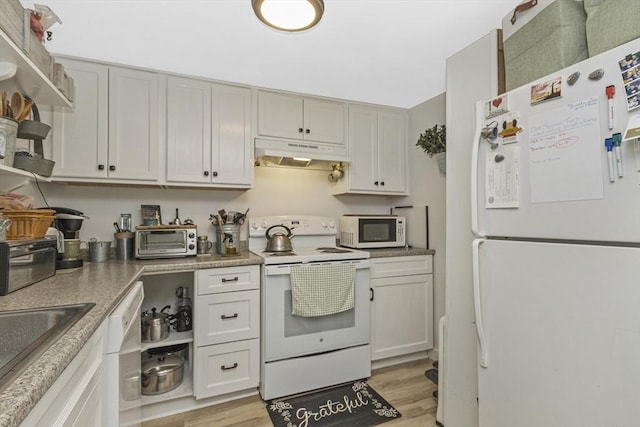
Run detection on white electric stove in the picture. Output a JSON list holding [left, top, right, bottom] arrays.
[[248, 215, 370, 263], [249, 215, 372, 400]]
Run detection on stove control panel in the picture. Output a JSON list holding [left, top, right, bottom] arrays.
[[249, 215, 336, 237]]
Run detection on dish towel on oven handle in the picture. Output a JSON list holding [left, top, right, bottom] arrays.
[[290, 262, 356, 317]]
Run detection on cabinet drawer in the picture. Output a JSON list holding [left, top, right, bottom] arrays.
[[371, 255, 432, 278], [195, 290, 259, 346], [194, 338, 259, 399], [197, 265, 259, 295]]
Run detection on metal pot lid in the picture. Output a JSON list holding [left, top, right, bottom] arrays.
[[141, 306, 172, 323], [142, 354, 185, 373], [147, 343, 188, 356]]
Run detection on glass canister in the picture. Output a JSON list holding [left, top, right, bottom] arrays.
[[215, 223, 240, 256], [0, 213, 11, 241], [0, 117, 18, 167]]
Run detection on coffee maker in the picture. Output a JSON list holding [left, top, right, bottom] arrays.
[[50, 207, 88, 269]]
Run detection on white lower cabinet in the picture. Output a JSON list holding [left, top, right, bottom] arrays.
[[194, 266, 260, 400], [20, 321, 106, 427], [370, 255, 434, 361], [194, 339, 260, 398]]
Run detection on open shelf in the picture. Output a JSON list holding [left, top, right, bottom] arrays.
[[141, 330, 193, 353], [0, 29, 71, 107], [0, 164, 51, 191]]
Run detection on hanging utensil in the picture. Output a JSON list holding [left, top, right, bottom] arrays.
[[16, 98, 33, 122], [10, 93, 23, 120]]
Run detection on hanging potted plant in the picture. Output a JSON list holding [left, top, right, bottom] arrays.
[[416, 124, 446, 174]]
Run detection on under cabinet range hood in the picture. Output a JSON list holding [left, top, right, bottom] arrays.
[[254, 138, 350, 169]]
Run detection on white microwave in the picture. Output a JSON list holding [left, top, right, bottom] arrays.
[[339, 215, 406, 249]]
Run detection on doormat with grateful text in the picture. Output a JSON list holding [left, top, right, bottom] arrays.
[[266, 381, 401, 427]]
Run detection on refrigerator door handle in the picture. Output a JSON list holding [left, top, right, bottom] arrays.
[[471, 101, 484, 237], [473, 238, 489, 368]]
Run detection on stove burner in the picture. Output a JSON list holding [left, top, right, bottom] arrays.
[[316, 247, 352, 254], [265, 251, 296, 256]]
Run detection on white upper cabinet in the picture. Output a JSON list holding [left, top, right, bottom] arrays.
[[50, 58, 160, 182], [332, 105, 408, 195], [107, 67, 159, 180], [166, 77, 252, 188], [257, 91, 345, 145]]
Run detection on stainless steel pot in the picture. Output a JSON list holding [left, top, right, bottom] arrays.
[[141, 354, 184, 395], [264, 224, 294, 252], [141, 305, 172, 343]]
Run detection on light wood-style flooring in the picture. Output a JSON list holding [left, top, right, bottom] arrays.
[[143, 358, 438, 427]]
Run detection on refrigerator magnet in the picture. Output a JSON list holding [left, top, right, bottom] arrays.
[[530, 76, 562, 105], [484, 95, 509, 119], [498, 113, 522, 145]]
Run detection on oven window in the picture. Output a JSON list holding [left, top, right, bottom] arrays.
[[141, 231, 186, 250], [359, 219, 396, 242], [283, 290, 355, 337]]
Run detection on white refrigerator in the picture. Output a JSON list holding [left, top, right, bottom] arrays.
[[472, 36, 640, 427]]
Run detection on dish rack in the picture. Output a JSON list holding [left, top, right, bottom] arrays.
[[2, 209, 54, 239]]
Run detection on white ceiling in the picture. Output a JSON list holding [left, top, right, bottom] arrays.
[[24, 0, 515, 108]]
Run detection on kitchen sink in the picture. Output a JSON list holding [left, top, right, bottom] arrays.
[[0, 303, 95, 390]]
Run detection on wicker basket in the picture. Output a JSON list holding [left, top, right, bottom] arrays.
[[2, 209, 54, 240]]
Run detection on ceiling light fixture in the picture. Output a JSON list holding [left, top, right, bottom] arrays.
[[252, 0, 324, 32]]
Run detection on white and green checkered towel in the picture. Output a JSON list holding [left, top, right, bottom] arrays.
[[290, 263, 356, 317]]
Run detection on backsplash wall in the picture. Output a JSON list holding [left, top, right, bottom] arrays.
[[27, 166, 401, 243]]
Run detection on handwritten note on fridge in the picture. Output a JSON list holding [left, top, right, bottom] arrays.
[[529, 97, 604, 203]]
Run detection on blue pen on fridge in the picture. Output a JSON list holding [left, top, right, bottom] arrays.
[[604, 137, 615, 182], [612, 132, 623, 177]]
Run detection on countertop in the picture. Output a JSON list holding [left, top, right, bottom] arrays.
[[365, 247, 435, 258], [0, 252, 262, 427], [0, 247, 433, 427]]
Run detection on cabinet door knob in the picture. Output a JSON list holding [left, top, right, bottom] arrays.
[[109, 165, 116, 171], [212, 171, 218, 177], [374, 181, 379, 186], [380, 181, 385, 186], [305, 129, 310, 134], [370, 288, 374, 301], [204, 171, 209, 176], [98, 164, 105, 170], [221, 276, 239, 283], [298, 128, 303, 133]]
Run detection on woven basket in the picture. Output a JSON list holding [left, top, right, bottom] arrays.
[[2, 209, 54, 240]]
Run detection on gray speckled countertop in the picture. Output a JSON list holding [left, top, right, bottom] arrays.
[[0, 247, 431, 427], [365, 247, 435, 258], [0, 252, 262, 427]]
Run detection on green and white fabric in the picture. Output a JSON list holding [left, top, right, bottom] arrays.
[[290, 263, 356, 317], [503, 0, 588, 91], [584, 0, 640, 56]]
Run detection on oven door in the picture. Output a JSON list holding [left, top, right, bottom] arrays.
[[136, 230, 187, 257], [262, 259, 370, 362]]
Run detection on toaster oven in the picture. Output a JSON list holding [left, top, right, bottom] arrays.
[[135, 225, 197, 259]]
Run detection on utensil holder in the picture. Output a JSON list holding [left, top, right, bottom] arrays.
[[114, 232, 135, 260], [215, 224, 241, 256]]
